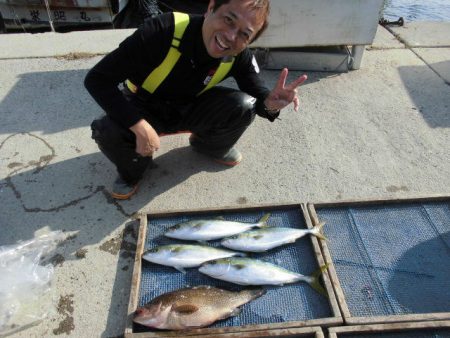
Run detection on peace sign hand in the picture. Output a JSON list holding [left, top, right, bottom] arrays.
[[263, 68, 307, 112]]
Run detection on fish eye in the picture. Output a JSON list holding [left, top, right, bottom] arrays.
[[232, 264, 246, 270]]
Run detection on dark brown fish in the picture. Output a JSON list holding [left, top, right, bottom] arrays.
[[133, 286, 266, 330]]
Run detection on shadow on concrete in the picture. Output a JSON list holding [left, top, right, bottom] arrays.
[[0, 136, 231, 336], [387, 232, 450, 314], [0, 69, 96, 135], [428, 60, 450, 85], [260, 69, 338, 87], [0, 67, 334, 336], [0, 67, 330, 137], [398, 62, 450, 128]]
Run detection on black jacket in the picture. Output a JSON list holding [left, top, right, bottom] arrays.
[[85, 12, 273, 129]]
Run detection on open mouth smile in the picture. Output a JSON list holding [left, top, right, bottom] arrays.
[[215, 35, 230, 51]]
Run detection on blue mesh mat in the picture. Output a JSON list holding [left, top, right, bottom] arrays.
[[135, 208, 332, 332], [316, 201, 450, 318]]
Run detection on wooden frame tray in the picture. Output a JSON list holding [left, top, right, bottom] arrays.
[[328, 320, 450, 337], [308, 196, 450, 325], [125, 204, 342, 337]]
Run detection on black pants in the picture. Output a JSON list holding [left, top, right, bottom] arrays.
[[91, 86, 256, 184]]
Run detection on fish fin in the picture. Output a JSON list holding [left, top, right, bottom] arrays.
[[311, 221, 327, 241], [227, 307, 242, 318], [215, 216, 225, 220], [308, 264, 330, 297], [257, 213, 271, 227], [172, 304, 199, 315], [213, 307, 240, 322], [174, 266, 187, 274]]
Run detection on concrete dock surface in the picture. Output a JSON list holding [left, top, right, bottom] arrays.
[[0, 22, 449, 337]]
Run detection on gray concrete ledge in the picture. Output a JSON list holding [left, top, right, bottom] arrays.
[[2, 23, 449, 59], [1, 29, 136, 59], [370, 25, 405, 50], [389, 22, 450, 47]]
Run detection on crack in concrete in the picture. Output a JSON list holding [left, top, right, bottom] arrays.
[[1, 132, 132, 217]]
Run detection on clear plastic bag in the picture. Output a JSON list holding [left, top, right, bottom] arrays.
[[0, 230, 64, 336]]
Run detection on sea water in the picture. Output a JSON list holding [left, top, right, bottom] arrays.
[[381, 0, 450, 22]]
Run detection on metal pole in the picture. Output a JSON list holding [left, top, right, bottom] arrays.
[[43, 0, 55, 32]]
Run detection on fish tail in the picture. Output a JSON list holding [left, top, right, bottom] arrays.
[[308, 264, 329, 297], [311, 221, 327, 241], [257, 213, 271, 227]]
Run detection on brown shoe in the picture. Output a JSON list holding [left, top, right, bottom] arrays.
[[110, 177, 138, 200], [212, 147, 242, 166]]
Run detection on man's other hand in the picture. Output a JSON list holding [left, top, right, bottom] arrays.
[[130, 119, 160, 157], [264, 68, 307, 112]]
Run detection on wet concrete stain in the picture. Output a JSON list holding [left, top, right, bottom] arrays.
[[386, 185, 410, 192], [55, 52, 102, 60], [99, 223, 137, 256], [53, 317, 75, 336], [53, 294, 75, 335], [7, 162, 22, 168], [65, 234, 78, 241], [120, 249, 135, 259], [123, 222, 138, 240], [99, 235, 122, 255], [75, 248, 88, 259], [1, 133, 132, 217], [2, 133, 55, 175], [49, 254, 65, 267], [29, 155, 54, 173], [237, 196, 248, 204]]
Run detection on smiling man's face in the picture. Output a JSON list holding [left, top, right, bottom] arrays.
[[202, 0, 265, 58]]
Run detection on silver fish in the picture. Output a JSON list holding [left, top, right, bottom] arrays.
[[133, 286, 266, 330], [142, 244, 245, 273], [164, 213, 271, 241], [221, 222, 326, 252], [199, 257, 328, 296]]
